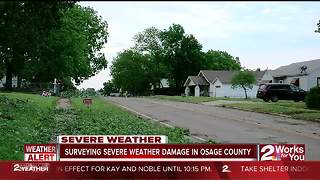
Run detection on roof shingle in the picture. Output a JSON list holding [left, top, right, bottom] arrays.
[[271, 59, 320, 77], [184, 76, 208, 86], [199, 70, 266, 84]]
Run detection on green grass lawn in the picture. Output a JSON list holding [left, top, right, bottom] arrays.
[[0, 92, 58, 160], [146, 95, 260, 103], [0, 92, 191, 160], [220, 101, 320, 122]]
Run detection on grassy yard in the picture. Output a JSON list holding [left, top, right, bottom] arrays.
[[0, 92, 191, 160], [0, 92, 58, 160], [220, 101, 320, 122], [147, 95, 260, 104]]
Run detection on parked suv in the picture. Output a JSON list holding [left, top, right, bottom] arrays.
[[257, 83, 307, 102]]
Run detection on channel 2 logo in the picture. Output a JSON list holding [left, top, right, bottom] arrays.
[[259, 144, 305, 161], [12, 163, 49, 172]]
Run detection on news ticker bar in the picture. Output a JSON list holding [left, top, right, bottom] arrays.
[[24, 135, 306, 162], [24, 143, 305, 162], [1, 161, 320, 179]]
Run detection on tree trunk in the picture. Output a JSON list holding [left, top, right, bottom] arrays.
[[17, 75, 22, 88], [242, 85, 248, 99], [245, 89, 248, 99], [5, 62, 13, 90], [174, 79, 181, 95]]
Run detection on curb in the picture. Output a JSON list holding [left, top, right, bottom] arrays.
[[218, 105, 320, 123]]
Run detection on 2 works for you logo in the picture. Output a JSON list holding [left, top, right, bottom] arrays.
[[260, 144, 305, 161], [12, 163, 49, 172]]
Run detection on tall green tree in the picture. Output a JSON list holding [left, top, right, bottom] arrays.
[[100, 80, 118, 96], [203, 50, 241, 70], [133, 27, 163, 55], [110, 24, 243, 96], [23, 4, 108, 86], [133, 27, 167, 88], [231, 70, 256, 99], [160, 24, 204, 94], [0, 1, 75, 89], [111, 49, 152, 95]]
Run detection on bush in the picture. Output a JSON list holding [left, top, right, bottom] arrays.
[[60, 89, 99, 98], [305, 87, 320, 109], [60, 90, 81, 98]]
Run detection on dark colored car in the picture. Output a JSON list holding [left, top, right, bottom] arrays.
[[257, 83, 307, 102]]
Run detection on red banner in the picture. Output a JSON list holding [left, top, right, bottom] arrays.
[[59, 144, 257, 161], [24, 144, 57, 162], [0, 161, 319, 179]]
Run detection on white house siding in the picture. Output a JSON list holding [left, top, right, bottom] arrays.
[[209, 79, 222, 97], [188, 80, 196, 86], [214, 84, 259, 98], [209, 83, 214, 97], [299, 76, 308, 91], [195, 85, 200, 97], [260, 70, 273, 82], [308, 68, 320, 90], [160, 79, 169, 88], [208, 79, 258, 98], [282, 76, 308, 91], [0, 76, 18, 88]]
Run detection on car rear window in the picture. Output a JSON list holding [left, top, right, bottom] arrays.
[[259, 84, 267, 90]]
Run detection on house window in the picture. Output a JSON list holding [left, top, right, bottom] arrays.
[[317, 77, 320, 87], [290, 78, 299, 87]]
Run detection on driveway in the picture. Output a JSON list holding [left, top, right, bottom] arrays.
[[105, 97, 320, 160]]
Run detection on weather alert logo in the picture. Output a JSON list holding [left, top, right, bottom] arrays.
[[260, 144, 305, 161]]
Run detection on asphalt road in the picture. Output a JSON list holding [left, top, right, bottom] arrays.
[[105, 97, 320, 160]]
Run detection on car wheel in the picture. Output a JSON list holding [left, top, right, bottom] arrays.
[[271, 96, 278, 102], [263, 98, 269, 102]]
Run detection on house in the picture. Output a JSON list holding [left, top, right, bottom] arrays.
[[150, 78, 176, 95], [159, 79, 169, 88], [184, 70, 272, 98], [0, 76, 18, 88], [271, 59, 320, 91], [150, 78, 169, 90]]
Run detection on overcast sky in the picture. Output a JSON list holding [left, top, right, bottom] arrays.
[[76, 1, 320, 90]]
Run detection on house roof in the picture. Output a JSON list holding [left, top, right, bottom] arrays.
[[160, 79, 169, 88], [184, 76, 209, 86], [251, 71, 269, 83], [271, 59, 320, 77], [197, 70, 267, 85], [199, 70, 237, 84]]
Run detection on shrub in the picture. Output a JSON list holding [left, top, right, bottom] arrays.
[[60, 89, 99, 98], [305, 87, 320, 109], [60, 90, 81, 98]]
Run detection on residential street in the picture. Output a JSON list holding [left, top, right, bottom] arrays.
[[105, 97, 320, 160]]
